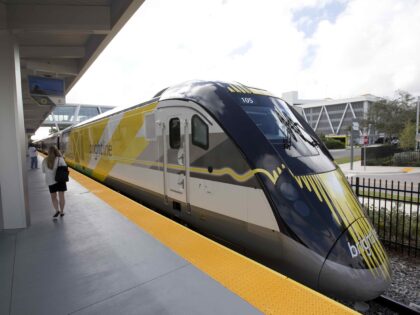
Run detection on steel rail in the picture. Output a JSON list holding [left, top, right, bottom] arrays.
[[373, 295, 420, 315]]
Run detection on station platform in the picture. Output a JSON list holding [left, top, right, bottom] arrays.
[[0, 156, 357, 315]]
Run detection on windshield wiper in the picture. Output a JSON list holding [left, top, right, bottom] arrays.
[[274, 109, 319, 148]]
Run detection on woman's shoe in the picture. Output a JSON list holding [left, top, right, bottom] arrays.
[[60, 212, 65, 217], [53, 211, 60, 218]]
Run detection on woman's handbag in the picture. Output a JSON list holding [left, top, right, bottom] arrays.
[[55, 158, 69, 182]]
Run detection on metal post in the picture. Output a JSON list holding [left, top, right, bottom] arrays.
[[416, 96, 419, 151], [364, 141, 367, 171], [350, 125, 354, 171], [355, 177, 359, 196]]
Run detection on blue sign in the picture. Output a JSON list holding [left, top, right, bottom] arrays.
[[28, 76, 64, 97]]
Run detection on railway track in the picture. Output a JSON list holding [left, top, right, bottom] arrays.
[[373, 295, 420, 314]]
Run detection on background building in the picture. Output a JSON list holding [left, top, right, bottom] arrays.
[[41, 103, 115, 131], [283, 91, 380, 144]]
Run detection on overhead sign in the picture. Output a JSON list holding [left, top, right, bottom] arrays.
[[28, 76, 65, 106], [352, 121, 359, 131]]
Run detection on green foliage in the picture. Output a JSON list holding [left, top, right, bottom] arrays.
[[402, 160, 420, 167], [334, 156, 361, 164], [323, 138, 345, 149], [364, 144, 404, 165], [366, 90, 417, 138], [399, 121, 416, 149], [364, 204, 419, 250], [367, 156, 394, 166]]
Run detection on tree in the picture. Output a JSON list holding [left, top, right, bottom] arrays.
[[366, 91, 416, 140], [399, 121, 416, 149]]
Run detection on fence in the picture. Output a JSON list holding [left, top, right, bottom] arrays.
[[393, 151, 420, 164], [347, 177, 420, 257]]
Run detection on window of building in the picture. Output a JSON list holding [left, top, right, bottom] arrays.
[[192, 115, 208, 150], [100, 107, 114, 113], [77, 106, 100, 122], [49, 106, 76, 122], [169, 118, 181, 149]]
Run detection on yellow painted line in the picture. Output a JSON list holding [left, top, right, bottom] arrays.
[[68, 169, 357, 315], [402, 167, 413, 173]]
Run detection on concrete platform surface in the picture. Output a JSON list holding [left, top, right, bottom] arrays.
[[0, 157, 259, 315]]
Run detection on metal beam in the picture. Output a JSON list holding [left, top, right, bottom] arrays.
[[323, 107, 335, 134], [348, 102, 357, 118], [301, 108, 308, 122], [336, 103, 349, 134], [314, 106, 324, 131], [20, 46, 85, 59], [22, 60, 79, 76], [7, 4, 111, 34]]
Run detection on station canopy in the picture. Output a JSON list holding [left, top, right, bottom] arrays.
[[1, 0, 145, 134]]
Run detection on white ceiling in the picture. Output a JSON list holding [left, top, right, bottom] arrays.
[[0, 0, 145, 133]]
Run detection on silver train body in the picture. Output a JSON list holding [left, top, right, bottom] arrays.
[[36, 81, 391, 301]]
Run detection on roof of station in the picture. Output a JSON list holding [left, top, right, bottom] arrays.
[[1, 0, 145, 133]]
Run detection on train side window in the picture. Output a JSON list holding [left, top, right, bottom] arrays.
[[169, 118, 181, 149], [192, 115, 208, 150]]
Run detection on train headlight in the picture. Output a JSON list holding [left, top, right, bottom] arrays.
[[293, 200, 310, 217], [279, 182, 298, 201]]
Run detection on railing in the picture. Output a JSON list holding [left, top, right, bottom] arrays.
[[347, 177, 420, 257], [393, 151, 420, 164]]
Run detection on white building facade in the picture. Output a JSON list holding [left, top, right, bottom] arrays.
[[283, 92, 380, 143]]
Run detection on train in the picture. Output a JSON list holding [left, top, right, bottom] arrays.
[[35, 80, 391, 301]]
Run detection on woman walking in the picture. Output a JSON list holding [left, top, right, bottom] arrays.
[[42, 146, 67, 218]]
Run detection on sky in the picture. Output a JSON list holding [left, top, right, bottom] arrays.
[[66, 0, 420, 107]]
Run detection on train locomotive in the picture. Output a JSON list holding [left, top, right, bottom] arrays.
[[37, 80, 391, 301]]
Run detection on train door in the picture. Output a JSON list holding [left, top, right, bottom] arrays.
[[159, 107, 191, 216]]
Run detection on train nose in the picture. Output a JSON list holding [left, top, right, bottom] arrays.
[[318, 218, 391, 301]]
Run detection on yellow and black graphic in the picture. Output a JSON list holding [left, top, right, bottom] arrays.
[[184, 163, 285, 184], [89, 143, 113, 157], [129, 159, 285, 185], [227, 83, 273, 96], [67, 101, 286, 186], [292, 169, 390, 279], [66, 102, 158, 181]]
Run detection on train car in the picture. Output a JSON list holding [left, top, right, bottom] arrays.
[[43, 80, 391, 301], [34, 132, 60, 154]]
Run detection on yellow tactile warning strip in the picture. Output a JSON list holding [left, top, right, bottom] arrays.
[[68, 169, 357, 315], [402, 167, 413, 173]]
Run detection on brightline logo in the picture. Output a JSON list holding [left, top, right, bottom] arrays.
[[347, 230, 378, 258], [89, 142, 113, 157]]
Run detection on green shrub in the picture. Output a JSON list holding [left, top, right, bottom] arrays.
[[323, 138, 345, 149], [362, 204, 419, 250], [366, 156, 394, 166]]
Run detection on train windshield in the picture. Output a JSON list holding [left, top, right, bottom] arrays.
[[241, 97, 319, 157]]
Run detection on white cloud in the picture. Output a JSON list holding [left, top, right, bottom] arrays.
[[67, 0, 420, 107], [301, 0, 420, 98]]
